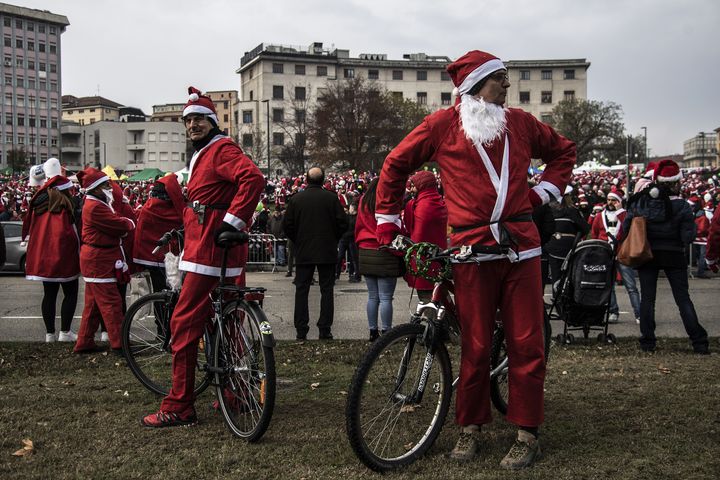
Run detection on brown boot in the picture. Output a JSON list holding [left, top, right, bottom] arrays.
[[500, 429, 542, 470], [449, 426, 481, 461]]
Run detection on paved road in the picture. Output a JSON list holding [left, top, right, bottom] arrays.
[[1, 270, 718, 343]]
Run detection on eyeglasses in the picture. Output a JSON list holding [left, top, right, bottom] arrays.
[[183, 114, 209, 126], [488, 70, 509, 83]]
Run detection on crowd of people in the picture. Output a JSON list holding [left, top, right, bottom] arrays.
[[0, 50, 718, 470]]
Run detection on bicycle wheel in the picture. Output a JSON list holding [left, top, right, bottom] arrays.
[[346, 322, 453, 472], [490, 310, 552, 415], [122, 291, 211, 397], [213, 300, 275, 442]]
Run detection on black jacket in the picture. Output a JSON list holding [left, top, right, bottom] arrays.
[[282, 185, 348, 264], [623, 189, 695, 253]]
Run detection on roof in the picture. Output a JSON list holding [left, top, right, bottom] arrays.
[[0, 3, 69, 27], [505, 58, 591, 69], [61, 95, 124, 109]]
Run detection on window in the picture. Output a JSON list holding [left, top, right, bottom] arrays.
[[317, 65, 327, 76], [148, 132, 156, 142], [5, 113, 12, 125], [39, 24, 45, 33], [249, 90, 253, 101], [368, 69, 379, 80], [18, 134, 25, 144], [223, 114, 229, 123], [29, 116, 35, 127], [294, 86, 306, 100], [50, 81, 57, 92], [392, 70, 403, 80], [272, 63, 284, 74], [40, 117, 47, 128], [172, 132, 179, 142], [540, 113, 552, 124], [242, 110, 253, 124], [295, 109, 306, 123], [563, 69, 575, 79], [392, 91, 403, 100], [27, 22, 34, 31], [295, 133, 305, 147], [160, 152, 169, 162], [15, 19, 22, 28], [16, 38, 23, 48], [3, 94, 11, 105], [4, 75, 11, 86], [273, 132, 284, 146], [39, 80, 46, 90], [295, 64, 305, 75], [541, 91, 552, 104], [440, 71, 450, 82], [417, 70, 427, 81], [28, 79, 35, 89], [40, 136, 47, 146], [441, 92, 451, 106], [3, 36, 10, 47], [416, 92, 427, 105], [15, 56, 23, 67], [159, 132, 169, 142], [272, 108, 284, 122], [28, 60, 34, 70], [172, 152, 180, 161], [39, 62, 46, 71], [18, 114, 25, 126], [242, 134, 253, 148], [49, 44, 56, 54], [519, 91, 530, 104], [50, 26, 56, 35], [541, 70, 552, 80], [344, 68, 354, 78], [148, 152, 156, 161], [520, 70, 530, 80], [272, 85, 284, 100], [3, 18, 9, 27], [563, 90, 575, 101], [50, 64, 57, 73]]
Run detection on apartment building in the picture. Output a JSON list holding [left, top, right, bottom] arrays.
[[61, 95, 123, 125], [683, 132, 718, 168], [0, 3, 68, 169], [235, 42, 589, 172], [206, 90, 238, 140], [151, 103, 184, 123]]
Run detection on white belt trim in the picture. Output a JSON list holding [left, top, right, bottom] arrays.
[[83, 277, 117, 283], [26, 274, 80, 282], [451, 246, 542, 264], [133, 258, 165, 268], [471, 134, 509, 244], [179, 260, 243, 278], [375, 213, 401, 227]]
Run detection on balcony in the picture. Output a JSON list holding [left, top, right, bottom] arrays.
[[61, 143, 82, 153], [127, 143, 146, 151]]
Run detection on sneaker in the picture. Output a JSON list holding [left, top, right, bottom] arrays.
[[141, 409, 197, 428], [635, 317, 641, 324], [369, 329, 379, 342], [285, 271, 293, 277], [608, 313, 619, 323], [100, 332, 109, 342], [449, 427, 481, 461], [500, 430, 542, 470], [58, 330, 78, 342], [45, 333, 56, 343]]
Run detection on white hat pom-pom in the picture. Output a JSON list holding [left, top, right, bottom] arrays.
[[649, 187, 660, 199], [188, 93, 199, 102], [452, 87, 459, 97]]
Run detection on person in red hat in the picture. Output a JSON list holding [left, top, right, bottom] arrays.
[[623, 158, 709, 354], [73, 167, 136, 354], [132, 174, 185, 292], [141, 87, 264, 428], [375, 50, 575, 468], [22, 163, 81, 343]]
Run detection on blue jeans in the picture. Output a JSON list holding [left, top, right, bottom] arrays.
[[365, 275, 397, 331], [274, 241, 287, 266], [693, 244, 707, 276], [609, 262, 641, 319]]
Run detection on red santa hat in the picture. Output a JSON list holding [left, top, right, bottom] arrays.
[[182, 86, 218, 126], [409, 170, 437, 191], [655, 159, 682, 183], [688, 195, 700, 205], [578, 192, 588, 206], [446, 50, 505, 97], [643, 161, 657, 179], [592, 203, 604, 212], [607, 187, 624, 202], [76, 167, 109, 192]]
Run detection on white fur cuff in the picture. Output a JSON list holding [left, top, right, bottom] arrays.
[[223, 213, 246, 231]]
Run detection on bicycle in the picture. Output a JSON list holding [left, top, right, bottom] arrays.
[[345, 236, 551, 471], [121, 229, 276, 441]]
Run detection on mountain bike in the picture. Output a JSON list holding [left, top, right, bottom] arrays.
[[122, 229, 276, 441], [345, 236, 551, 471]]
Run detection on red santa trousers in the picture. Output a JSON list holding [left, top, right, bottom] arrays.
[[74, 282, 124, 351], [453, 256, 545, 427], [160, 272, 217, 413]]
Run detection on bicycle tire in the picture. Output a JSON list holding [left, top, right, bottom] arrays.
[[122, 291, 211, 397], [214, 300, 276, 442], [490, 310, 552, 415], [346, 322, 453, 472]]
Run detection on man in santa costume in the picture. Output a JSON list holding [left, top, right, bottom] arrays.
[[73, 167, 136, 354], [375, 50, 575, 468], [590, 188, 641, 323], [142, 87, 264, 428]]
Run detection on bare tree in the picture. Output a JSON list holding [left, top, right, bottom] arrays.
[[274, 83, 312, 176]]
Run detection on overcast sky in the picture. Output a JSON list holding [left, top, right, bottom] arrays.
[[16, 0, 720, 156]]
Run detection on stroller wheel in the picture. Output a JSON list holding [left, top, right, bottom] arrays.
[[607, 333, 617, 344], [597, 333, 606, 343], [566, 334, 575, 344], [556, 334, 565, 344]]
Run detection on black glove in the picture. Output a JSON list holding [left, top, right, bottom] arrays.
[[214, 221, 237, 246]]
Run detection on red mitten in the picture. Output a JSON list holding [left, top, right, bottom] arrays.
[[528, 189, 543, 208], [376, 222, 400, 246]]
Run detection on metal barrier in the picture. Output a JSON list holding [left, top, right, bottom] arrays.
[[247, 234, 287, 271]]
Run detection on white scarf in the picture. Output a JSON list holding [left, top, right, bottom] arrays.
[[458, 95, 508, 146]]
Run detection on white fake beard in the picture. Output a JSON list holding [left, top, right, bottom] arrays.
[[459, 95, 508, 146]]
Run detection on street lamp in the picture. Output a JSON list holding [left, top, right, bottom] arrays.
[[641, 126, 648, 161], [261, 99, 270, 179], [102, 142, 107, 168]]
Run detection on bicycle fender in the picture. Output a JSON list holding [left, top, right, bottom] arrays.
[[258, 320, 276, 348]]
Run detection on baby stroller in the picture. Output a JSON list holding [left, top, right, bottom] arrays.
[[546, 236, 617, 344]]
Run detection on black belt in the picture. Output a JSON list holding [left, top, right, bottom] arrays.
[[451, 213, 533, 234], [187, 201, 230, 210], [87, 243, 117, 249]]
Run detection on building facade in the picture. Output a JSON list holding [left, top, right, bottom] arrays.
[[235, 42, 589, 173], [151, 103, 184, 123], [60, 119, 187, 173], [683, 132, 718, 168], [61, 95, 123, 125], [206, 90, 238, 140], [0, 3, 68, 170]]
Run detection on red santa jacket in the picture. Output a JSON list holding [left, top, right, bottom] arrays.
[[693, 213, 710, 245], [403, 188, 448, 290], [376, 107, 575, 260], [180, 135, 265, 277], [133, 175, 184, 268], [705, 209, 720, 261], [22, 176, 80, 282], [80, 195, 136, 282], [590, 208, 627, 244]]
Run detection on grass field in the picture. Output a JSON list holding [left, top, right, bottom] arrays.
[[1, 338, 718, 480]]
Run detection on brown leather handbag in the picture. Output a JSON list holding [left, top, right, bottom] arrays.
[[617, 216, 653, 267]]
